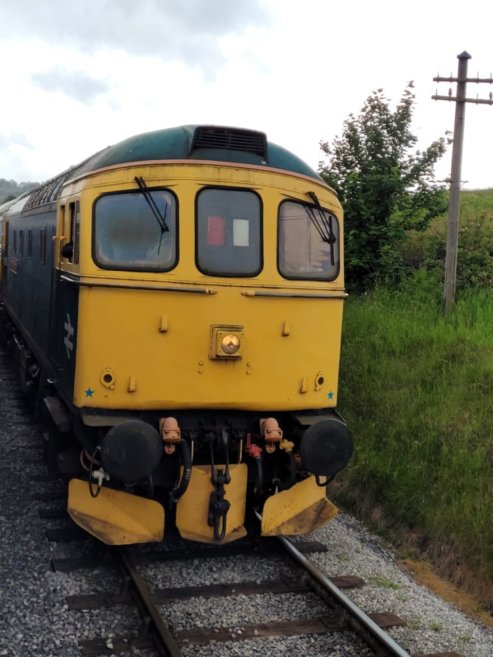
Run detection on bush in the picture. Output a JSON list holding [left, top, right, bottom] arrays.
[[399, 190, 493, 291]]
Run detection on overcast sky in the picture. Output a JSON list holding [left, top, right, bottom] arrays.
[[1, 0, 492, 189]]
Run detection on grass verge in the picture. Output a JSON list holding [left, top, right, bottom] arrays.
[[335, 276, 493, 610]]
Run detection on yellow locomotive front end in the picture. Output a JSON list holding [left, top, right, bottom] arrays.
[[53, 127, 352, 545]]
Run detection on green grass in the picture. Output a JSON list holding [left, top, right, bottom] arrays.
[[336, 277, 493, 604], [368, 576, 403, 590]]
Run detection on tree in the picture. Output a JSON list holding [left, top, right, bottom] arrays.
[[319, 83, 447, 292], [0, 179, 39, 205]]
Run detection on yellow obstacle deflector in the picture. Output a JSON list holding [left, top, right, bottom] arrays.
[[261, 475, 338, 536], [176, 464, 248, 543], [67, 478, 165, 545]]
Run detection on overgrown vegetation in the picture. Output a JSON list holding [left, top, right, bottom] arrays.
[[336, 274, 493, 608], [319, 83, 447, 292]]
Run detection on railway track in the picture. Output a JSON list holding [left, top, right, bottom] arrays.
[[45, 526, 463, 657]]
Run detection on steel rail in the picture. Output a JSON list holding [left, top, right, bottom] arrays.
[[115, 547, 182, 657], [278, 534, 410, 657]]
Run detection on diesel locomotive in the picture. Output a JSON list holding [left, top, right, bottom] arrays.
[[0, 125, 352, 545]]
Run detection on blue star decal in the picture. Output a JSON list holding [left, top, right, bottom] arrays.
[[327, 391, 335, 400], [85, 388, 95, 398]]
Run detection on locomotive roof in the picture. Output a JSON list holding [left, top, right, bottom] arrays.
[[13, 126, 325, 213], [71, 125, 323, 181]]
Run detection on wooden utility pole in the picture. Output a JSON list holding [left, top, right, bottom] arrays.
[[432, 51, 493, 312]]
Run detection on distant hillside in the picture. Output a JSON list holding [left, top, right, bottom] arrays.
[[0, 178, 39, 205]]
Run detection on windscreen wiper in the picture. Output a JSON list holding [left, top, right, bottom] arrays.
[[306, 191, 336, 266], [135, 176, 169, 233]]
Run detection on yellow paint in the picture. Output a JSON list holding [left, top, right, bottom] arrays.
[[176, 464, 247, 543], [299, 377, 308, 394], [261, 475, 338, 536], [73, 285, 343, 409], [67, 478, 165, 545], [56, 162, 344, 412]]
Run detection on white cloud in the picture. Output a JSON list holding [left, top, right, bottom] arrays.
[[0, 0, 492, 189], [0, 0, 271, 64], [31, 68, 110, 102]]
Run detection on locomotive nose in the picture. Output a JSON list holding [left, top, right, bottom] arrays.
[[101, 420, 163, 483], [300, 418, 353, 477]]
